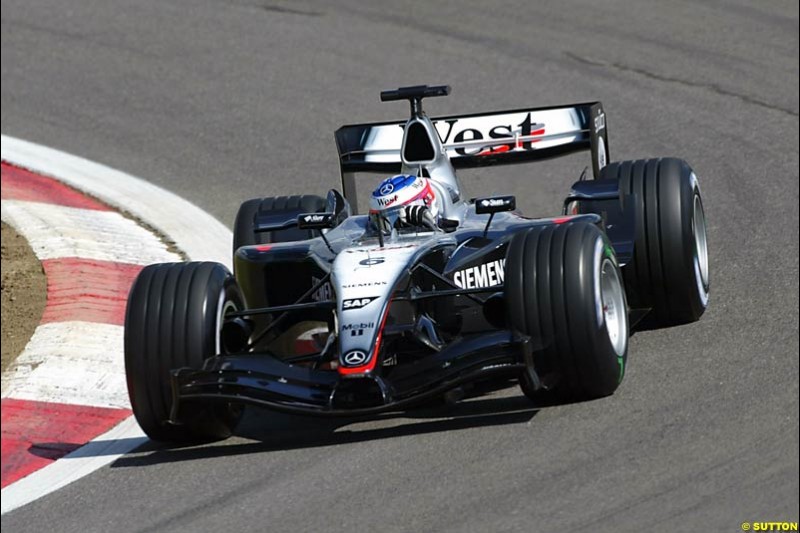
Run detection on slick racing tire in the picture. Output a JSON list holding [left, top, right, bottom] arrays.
[[600, 158, 709, 325], [233, 194, 326, 255], [505, 221, 629, 400], [125, 262, 244, 443]]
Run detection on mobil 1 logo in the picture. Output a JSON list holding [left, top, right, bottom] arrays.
[[342, 322, 375, 337]]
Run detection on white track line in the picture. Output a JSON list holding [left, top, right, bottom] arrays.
[[1, 200, 178, 265], [1, 136, 234, 514], [2, 322, 128, 408], [0, 418, 147, 515], [1, 134, 231, 269]]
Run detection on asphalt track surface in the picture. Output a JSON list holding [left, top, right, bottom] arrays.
[[2, 1, 798, 531]]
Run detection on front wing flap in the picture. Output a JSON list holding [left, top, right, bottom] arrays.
[[170, 331, 531, 418]]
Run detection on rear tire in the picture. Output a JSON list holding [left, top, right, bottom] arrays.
[[231, 195, 328, 345], [233, 195, 326, 255], [601, 158, 709, 325], [125, 262, 244, 442], [505, 222, 629, 400]]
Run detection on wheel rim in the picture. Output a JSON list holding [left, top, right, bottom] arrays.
[[692, 193, 710, 305], [215, 289, 239, 355], [600, 257, 627, 356]]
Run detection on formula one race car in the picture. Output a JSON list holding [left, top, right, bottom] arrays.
[[124, 85, 709, 442]]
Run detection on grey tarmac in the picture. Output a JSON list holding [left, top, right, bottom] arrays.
[[1, 1, 797, 531]]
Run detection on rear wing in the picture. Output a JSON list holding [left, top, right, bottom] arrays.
[[334, 102, 609, 206]]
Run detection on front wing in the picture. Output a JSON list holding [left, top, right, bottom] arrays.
[[170, 331, 534, 419]]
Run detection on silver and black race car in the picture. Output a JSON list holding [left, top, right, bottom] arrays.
[[124, 85, 709, 442]]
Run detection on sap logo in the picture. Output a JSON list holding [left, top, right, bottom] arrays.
[[342, 350, 368, 366], [453, 259, 506, 289], [342, 281, 388, 288], [311, 276, 333, 302], [342, 297, 377, 311]]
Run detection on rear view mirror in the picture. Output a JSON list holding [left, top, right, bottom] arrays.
[[297, 212, 335, 230], [326, 189, 351, 226], [475, 196, 516, 214]]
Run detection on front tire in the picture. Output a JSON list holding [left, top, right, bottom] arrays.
[[505, 222, 629, 400], [124, 262, 244, 442]]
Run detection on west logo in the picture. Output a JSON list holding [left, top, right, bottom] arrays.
[[432, 113, 543, 156], [376, 194, 398, 207], [453, 259, 506, 289]]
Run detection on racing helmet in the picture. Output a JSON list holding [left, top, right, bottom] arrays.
[[369, 174, 440, 218]]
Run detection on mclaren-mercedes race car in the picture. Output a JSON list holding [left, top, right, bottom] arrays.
[[124, 85, 709, 442]]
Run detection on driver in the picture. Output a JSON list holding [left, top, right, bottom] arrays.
[[369, 174, 440, 230]]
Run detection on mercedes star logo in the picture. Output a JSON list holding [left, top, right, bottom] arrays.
[[343, 350, 368, 366]]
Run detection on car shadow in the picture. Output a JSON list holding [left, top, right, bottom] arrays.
[[111, 394, 540, 468]]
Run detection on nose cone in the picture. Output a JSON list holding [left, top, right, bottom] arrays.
[[332, 242, 419, 375]]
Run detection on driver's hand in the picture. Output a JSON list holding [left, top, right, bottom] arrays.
[[401, 205, 436, 229]]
